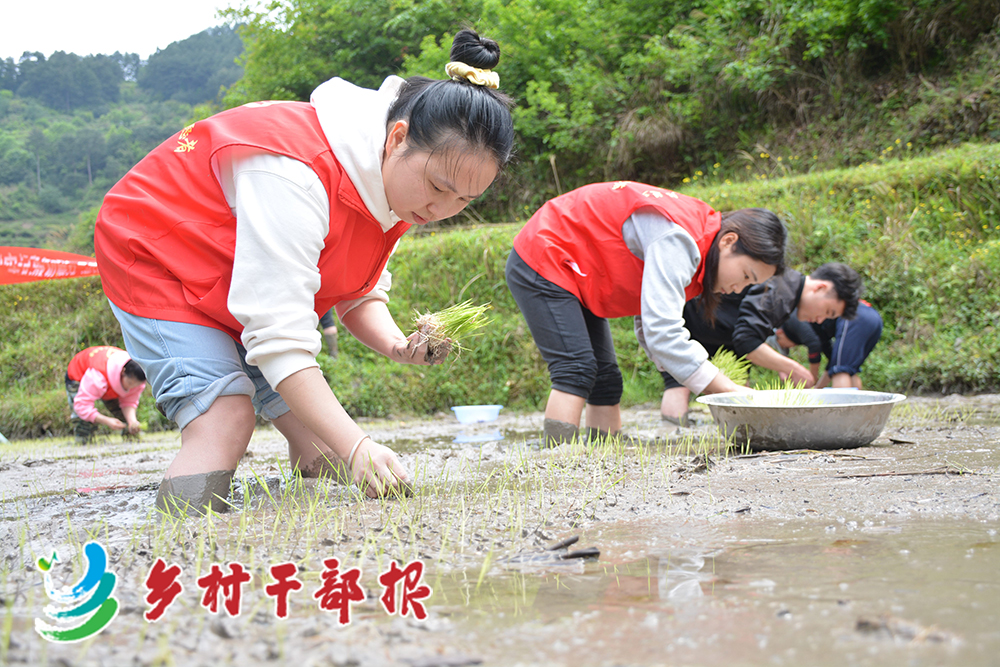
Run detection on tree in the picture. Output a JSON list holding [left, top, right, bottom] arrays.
[[110, 51, 143, 82], [13, 51, 125, 113], [17, 52, 102, 112], [84, 54, 124, 105], [0, 58, 17, 92], [221, 0, 475, 105], [0, 147, 33, 185], [53, 129, 107, 189], [138, 26, 244, 104], [25, 127, 48, 192]]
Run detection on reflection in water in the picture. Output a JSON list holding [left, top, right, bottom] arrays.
[[386, 428, 528, 453], [658, 549, 715, 600], [434, 519, 1000, 666]]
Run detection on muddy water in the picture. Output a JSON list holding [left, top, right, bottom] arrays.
[[434, 518, 998, 666], [0, 395, 998, 666]]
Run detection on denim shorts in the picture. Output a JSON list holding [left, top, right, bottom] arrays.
[[109, 302, 290, 429]]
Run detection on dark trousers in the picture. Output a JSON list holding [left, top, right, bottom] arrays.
[[505, 249, 623, 405], [827, 304, 883, 376]]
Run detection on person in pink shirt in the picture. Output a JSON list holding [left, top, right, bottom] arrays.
[[66, 345, 147, 444]]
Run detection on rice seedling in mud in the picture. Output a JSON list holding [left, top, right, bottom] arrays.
[[0, 414, 758, 665], [6, 395, 995, 667], [0, 563, 14, 665], [888, 400, 976, 427], [411, 300, 492, 361]]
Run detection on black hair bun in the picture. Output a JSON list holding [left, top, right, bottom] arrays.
[[450, 29, 500, 70]]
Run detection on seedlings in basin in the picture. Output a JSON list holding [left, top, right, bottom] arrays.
[[411, 300, 492, 363], [751, 377, 820, 407]]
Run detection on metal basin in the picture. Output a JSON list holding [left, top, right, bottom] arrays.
[[696, 389, 907, 451]]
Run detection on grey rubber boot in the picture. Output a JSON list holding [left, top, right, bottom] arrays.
[[586, 427, 643, 447], [324, 331, 339, 359], [542, 418, 579, 446], [73, 418, 96, 445], [662, 412, 690, 427], [586, 426, 611, 443], [156, 470, 235, 516]]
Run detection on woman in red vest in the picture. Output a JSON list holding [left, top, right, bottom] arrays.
[[507, 181, 787, 443], [66, 346, 147, 444], [94, 30, 514, 514]]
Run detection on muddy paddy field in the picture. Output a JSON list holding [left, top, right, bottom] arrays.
[[0, 394, 998, 667]]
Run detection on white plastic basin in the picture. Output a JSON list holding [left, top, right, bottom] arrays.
[[451, 405, 503, 424]]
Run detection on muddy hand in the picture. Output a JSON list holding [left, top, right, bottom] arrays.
[[392, 331, 428, 365], [350, 438, 413, 498], [786, 362, 815, 387], [393, 331, 448, 366], [424, 337, 451, 365]]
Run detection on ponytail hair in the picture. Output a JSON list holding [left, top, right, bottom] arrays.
[[386, 29, 514, 168], [700, 208, 787, 323]]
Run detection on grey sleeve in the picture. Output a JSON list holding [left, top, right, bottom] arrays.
[[625, 211, 719, 393]]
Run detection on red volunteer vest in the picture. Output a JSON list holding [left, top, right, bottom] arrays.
[[95, 101, 411, 340], [513, 181, 721, 319], [67, 346, 122, 400]]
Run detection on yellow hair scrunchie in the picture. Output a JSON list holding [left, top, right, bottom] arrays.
[[445, 61, 500, 89]]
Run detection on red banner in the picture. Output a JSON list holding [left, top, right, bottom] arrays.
[[0, 247, 100, 284]]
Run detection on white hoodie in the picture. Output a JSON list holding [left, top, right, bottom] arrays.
[[215, 76, 406, 389]]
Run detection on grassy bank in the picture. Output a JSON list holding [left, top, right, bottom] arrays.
[[684, 141, 1000, 393], [2, 141, 998, 438]]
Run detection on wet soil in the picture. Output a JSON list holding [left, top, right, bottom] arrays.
[[0, 394, 997, 666]]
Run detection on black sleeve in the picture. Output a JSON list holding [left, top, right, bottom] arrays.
[[815, 318, 836, 364], [681, 292, 744, 352], [781, 311, 825, 364], [731, 270, 804, 357]]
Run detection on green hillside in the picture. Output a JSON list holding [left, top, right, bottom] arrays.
[[0, 26, 242, 248]]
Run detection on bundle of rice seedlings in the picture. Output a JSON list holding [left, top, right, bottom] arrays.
[[710, 348, 751, 386], [751, 377, 820, 407], [411, 300, 492, 363]]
